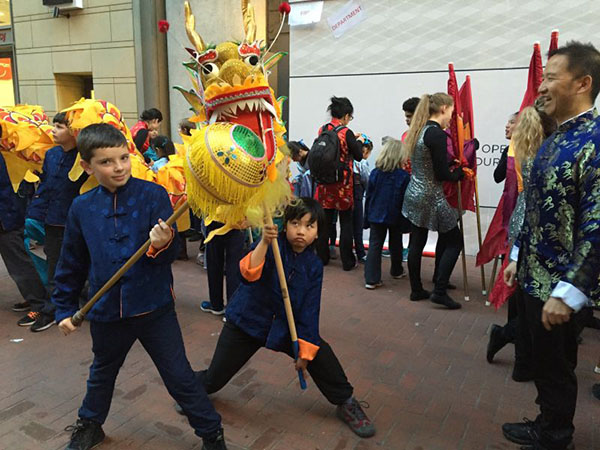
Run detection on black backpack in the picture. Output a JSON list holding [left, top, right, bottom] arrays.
[[308, 124, 348, 185]]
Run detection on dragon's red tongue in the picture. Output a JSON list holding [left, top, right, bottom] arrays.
[[217, 107, 276, 162]]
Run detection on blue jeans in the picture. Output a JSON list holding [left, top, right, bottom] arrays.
[[79, 304, 222, 438], [364, 223, 404, 284]]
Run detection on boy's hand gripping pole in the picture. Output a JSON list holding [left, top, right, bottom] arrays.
[[265, 214, 307, 390], [70, 200, 190, 327]]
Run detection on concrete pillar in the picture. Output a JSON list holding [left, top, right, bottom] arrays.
[[133, 0, 171, 135]]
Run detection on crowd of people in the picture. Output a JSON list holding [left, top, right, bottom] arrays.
[[0, 40, 599, 450]]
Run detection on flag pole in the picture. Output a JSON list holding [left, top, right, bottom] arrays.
[[456, 180, 470, 302], [474, 175, 486, 296]]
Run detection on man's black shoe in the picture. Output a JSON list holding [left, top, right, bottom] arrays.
[[64, 418, 105, 450], [502, 418, 538, 445], [202, 428, 227, 450], [487, 324, 508, 363], [592, 383, 600, 400], [430, 293, 461, 309], [410, 289, 431, 301], [12, 301, 30, 312]]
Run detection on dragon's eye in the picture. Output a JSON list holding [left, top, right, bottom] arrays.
[[201, 62, 219, 77], [244, 55, 260, 67]]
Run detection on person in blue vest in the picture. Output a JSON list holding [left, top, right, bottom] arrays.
[[18, 112, 88, 332], [53, 123, 226, 450], [0, 151, 48, 324]]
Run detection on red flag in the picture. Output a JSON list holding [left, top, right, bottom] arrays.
[[460, 75, 474, 140], [519, 43, 543, 111], [548, 29, 559, 54], [447, 63, 464, 161]]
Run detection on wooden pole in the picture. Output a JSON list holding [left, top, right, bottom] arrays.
[[265, 213, 307, 390], [474, 176, 487, 296], [71, 200, 190, 326], [456, 181, 470, 301]]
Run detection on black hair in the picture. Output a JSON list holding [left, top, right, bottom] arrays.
[[152, 135, 176, 158], [402, 97, 420, 114], [53, 112, 69, 126], [538, 110, 558, 137], [179, 119, 195, 136], [284, 197, 324, 249], [549, 41, 600, 102], [327, 96, 353, 119], [362, 140, 374, 152], [287, 140, 309, 161], [77, 123, 128, 162], [140, 108, 163, 122]]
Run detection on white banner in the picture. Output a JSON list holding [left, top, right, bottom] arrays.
[[288, 1, 323, 26], [327, 0, 366, 38]]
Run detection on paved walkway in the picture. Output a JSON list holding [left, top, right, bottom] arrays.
[[1, 247, 599, 450]]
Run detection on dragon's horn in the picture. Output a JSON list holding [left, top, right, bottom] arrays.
[[184, 1, 206, 53], [241, 0, 257, 43]]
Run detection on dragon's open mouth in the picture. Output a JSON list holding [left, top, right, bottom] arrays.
[[205, 85, 277, 162]]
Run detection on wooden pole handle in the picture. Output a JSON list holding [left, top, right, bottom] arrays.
[[71, 200, 190, 327], [265, 213, 307, 389]]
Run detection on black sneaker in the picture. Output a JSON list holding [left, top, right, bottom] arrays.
[[64, 418, 105, 450], [410, 289, 431, 301], [17, 311, 40, 327], [31, 314, 55, 332], [430, 293, 462, 309], [202, 428, 227, 450], [336, 398, 375, 438], [12, 301, 31, 312], [487, 324, 508, 363], [200, 301, 225, 316], [502, 418, 539, 445]]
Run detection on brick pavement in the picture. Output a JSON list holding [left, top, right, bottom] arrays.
[[1, 245, 599, 450]]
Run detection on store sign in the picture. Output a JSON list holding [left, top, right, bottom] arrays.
[[0, 29, 13, 46], [327, 0, 366, 38]]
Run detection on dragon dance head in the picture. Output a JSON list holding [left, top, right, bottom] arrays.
[[178, 0, 291, 235], [0, 105, 54, 190]]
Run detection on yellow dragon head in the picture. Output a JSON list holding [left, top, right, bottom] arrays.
[[177, 0, 287, 164]]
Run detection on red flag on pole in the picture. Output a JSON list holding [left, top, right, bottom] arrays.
[[447, 63, 464, 162], [519, 42, 543, 111], [460, 75, 474, 140], [548, 29, 559, 54]]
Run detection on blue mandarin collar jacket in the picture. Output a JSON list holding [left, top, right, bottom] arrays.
[[52, 177, 178, 323], [226, 235, 323, 353], [0, 152, 26, 232], [27, 146, 88, 225]]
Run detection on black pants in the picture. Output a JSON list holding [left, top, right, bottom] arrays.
[[200, 322, 354, 405], [0, 227, 47, 312], [79, 304, 222, 438], [364, 222, 404, 284], [408, 224, 462, 295], [44, 224, 66, 315], [205, 223, 245, 310], [317, 208, 355, 270], [517, 287, 580, 449], [352, 184, 366, 259]]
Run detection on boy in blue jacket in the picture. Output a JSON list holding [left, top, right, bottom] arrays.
[[193, 198, 375, 438], [21, 112, 88, 332], [53, 124, 226, 450]]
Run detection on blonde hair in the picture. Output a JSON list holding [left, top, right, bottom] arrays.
[[402, 92, 453, 163], [375, 138, 403, 172], [512, 107, 545, 163]]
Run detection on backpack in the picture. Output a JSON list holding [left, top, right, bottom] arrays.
[[308, 124, 347, 185]]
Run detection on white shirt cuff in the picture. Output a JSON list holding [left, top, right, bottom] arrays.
[[510, 245, 519, 262], [551, 281, 590, 312]]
